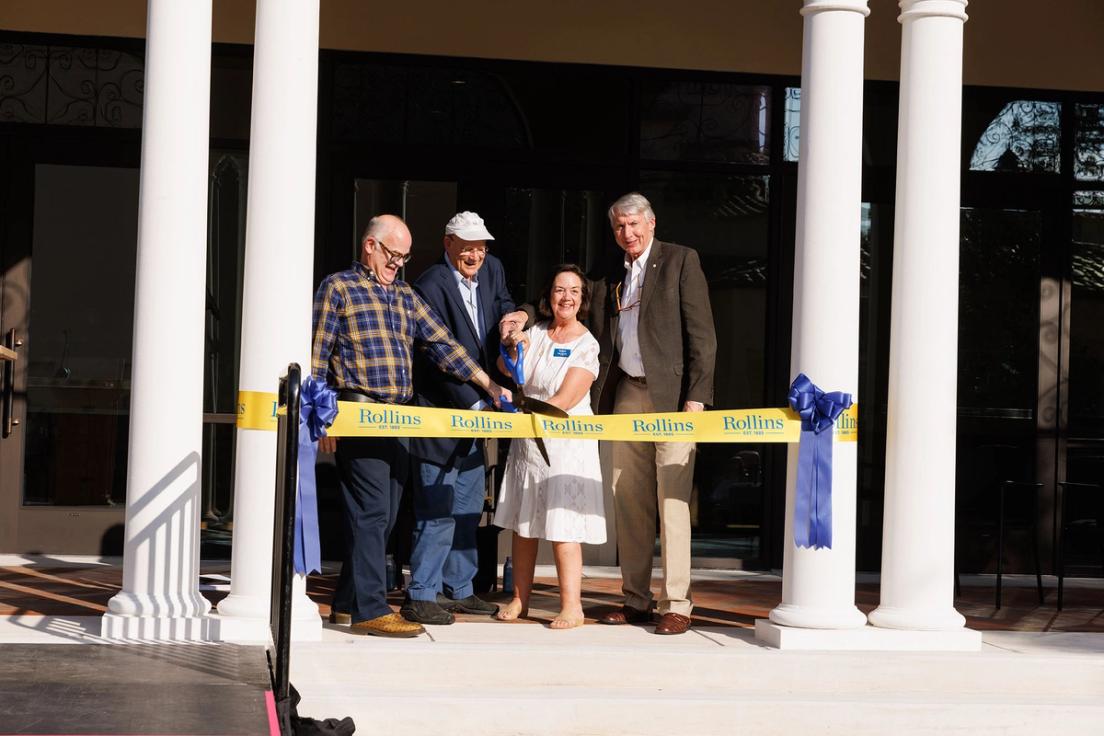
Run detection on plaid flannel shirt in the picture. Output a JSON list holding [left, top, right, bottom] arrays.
[[312, 261, 481, 404]]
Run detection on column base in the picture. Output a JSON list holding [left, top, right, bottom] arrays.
[[756, 619, 982, 651], [101, 613, 212, 641], [867, 604, 967, 631], [209, 612, 322, 642], [768, 602, 867, 629], [105, 589, 212, 618], [215, 584, 322, 642]]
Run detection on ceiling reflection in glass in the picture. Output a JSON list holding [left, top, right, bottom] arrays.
[[1075, 103, 1104, 181], [969, 101, 1060, 173]]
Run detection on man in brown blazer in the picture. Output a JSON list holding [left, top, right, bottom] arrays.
[[501, 192, 716, 634]]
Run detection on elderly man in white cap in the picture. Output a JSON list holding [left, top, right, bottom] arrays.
[[403, 211, 517, 625]]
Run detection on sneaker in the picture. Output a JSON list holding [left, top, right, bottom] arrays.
[[350, 612, 424, 638], [437, 593, 500, 616], [400, 598, 455, 625]]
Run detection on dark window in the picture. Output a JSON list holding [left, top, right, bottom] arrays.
[[330, 60, 629, 161], [333, 64, 529, 149], [0, 43, 143, 127], [22, 164, 139, 505], [640, 81, 769, 164], [957, 207, 1041, 415]]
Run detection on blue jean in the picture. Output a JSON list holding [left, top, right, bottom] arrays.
[[408, 441, 485, 602]]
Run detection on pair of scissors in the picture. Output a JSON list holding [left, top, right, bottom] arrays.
[[499, 342, 568, 466]]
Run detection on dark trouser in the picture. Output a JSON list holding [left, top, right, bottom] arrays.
[[332, 436, 408, 623]]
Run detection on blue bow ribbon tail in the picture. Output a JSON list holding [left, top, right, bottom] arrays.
[[788, 373, 852, 551], [293, 377, 339, 576], [792, 426, 835, 548]]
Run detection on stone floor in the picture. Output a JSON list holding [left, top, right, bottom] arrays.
[[0, 642, 273, 735], [2, 556, 1101, 633]]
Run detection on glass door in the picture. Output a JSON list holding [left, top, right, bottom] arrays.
[[0, 148, 139, 553], [953, 204, 1047, 573], [1061, 193, 1104, 574]]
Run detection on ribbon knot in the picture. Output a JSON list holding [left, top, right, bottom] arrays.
[[788, 373, 851, 435], [294, 376, 338, 575], [301, 376, 339, 442], [788, 373, 852, 550]]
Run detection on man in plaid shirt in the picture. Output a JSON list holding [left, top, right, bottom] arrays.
[[312, 214, 511, 638]]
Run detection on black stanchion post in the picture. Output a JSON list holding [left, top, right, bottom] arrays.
[[266, 365, 356, 736], [269, 363, 301, 718]]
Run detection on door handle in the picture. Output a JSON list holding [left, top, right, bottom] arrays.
[[2, 328, 22, 439]]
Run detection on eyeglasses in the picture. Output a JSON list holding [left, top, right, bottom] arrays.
[[447, 236, 489, 257], [376, 239, 413, 266], [614, 280, 640, 313]]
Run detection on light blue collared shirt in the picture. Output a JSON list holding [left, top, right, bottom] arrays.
[[446, 257, 486, 410], [447, 257, 482, 341]]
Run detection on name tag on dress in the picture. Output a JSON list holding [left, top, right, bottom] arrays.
[[553, 348, 571, 358]]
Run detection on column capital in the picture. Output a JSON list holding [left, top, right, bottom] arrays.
[[899, 0, 968, 23], [800, 0, 870, 17]]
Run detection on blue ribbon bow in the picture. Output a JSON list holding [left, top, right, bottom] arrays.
[[295, 376, 339, 575], [788, 373, 852, 550]]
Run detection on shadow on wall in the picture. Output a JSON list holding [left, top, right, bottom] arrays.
[[101, 524, 124, 557]]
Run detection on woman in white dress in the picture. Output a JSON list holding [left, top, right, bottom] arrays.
[[494, 264, 606, 629]]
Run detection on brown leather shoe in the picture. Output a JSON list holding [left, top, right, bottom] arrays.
[[328, 610, 351, 626], [350, 612, 425, 638], [654, 612, 692, 635], [599, 605, 653, 626]]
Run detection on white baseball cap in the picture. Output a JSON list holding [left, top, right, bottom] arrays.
[[445, 211, 495, 241]]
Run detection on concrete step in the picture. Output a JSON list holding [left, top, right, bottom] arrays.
[[288, 627, 1104, 735], [290, 631, 1104, 698], [293, 690, 1104, 736]]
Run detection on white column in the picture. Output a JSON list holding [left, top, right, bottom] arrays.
[[762, 0, 869, 635], [215, 0, 323, 642], [102, 0, 214, 641], [868, 0, 971, 632]]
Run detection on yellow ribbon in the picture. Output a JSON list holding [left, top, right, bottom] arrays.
[[237, 390, 858, 443]]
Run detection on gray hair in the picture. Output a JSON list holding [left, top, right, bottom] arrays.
[[607, 192, 655, 224]]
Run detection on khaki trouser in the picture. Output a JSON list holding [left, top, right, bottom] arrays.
[[610, 378, 696, 616]]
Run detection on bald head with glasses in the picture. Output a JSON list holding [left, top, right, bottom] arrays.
[[360, 214, 414, 286]]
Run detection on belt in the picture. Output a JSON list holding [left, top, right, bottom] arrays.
[[337, 390, 375, 403], [624, 374, 647, 386]]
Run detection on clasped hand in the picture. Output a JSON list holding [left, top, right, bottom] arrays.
[[498, 310, 530, 357]]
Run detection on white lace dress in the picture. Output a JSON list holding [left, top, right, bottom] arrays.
[[496, 323, 607, 544]]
